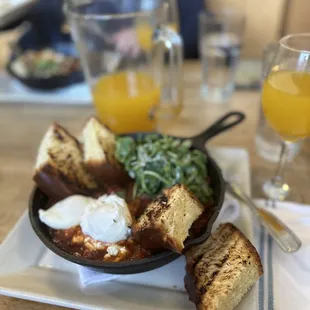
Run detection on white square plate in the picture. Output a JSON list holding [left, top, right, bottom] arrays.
[[0, 147, 260, 310]]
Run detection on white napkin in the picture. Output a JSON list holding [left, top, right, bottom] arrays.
[[78, 198, 240, 288], [255, 200, 310, 310], [79, 267, 120, 288]]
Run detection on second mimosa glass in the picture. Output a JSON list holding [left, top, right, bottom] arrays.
[[261, 33, 310, 200]]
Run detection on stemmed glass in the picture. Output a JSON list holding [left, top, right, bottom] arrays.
[[261, 33, 310, 200]]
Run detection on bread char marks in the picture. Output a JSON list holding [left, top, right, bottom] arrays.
[[134, 184, 204, 253], [144, 193, 170, 223], [184, 223, 263, 310], [142, 184, 181, 224], [49, 124, 96, 189], [194, 238, 238, 304], [33, 122, 100, 200], [48, 126, 74, 164], [54, 127, 65, 141], [143, 183, 202, 228], [186, 224, 234, 274]]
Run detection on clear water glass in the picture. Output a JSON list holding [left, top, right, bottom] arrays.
[[199, 9, 245, 103]]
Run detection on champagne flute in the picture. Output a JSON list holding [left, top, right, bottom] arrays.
[[261, 33, 310, 200]]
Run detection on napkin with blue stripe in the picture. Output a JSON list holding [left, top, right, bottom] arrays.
[[255, 200, 310, 310]]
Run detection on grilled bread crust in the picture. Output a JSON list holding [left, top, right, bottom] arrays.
[[82, 117, 129, 186], [133, 184, 204, 253], [33, 123, 99, 200], [185, 223, 263, 310]]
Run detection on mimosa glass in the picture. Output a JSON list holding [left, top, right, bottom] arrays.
[[261, 33, 310, 200]]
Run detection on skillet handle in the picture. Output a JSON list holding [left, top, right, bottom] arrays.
[[191, 111, 245, 150]]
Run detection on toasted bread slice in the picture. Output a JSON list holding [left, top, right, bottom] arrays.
[[133, 184, 204, 253], [82, 117, 115, 164], [185, 223, 263, 310], [82, 117, 129, 185], [33, 123, 99, 200]]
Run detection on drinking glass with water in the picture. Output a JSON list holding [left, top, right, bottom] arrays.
[[199, 10, 245, 103]]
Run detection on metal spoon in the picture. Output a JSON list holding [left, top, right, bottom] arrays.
[[226, 181, 302, 253]]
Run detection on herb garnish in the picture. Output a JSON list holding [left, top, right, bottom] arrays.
[[115, 135, 212, 204]]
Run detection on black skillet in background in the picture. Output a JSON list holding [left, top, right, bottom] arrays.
[[6, 26, 84, 90], [7, 48, 84, 90], [29, 111, 245, 274], [6, 24, 147, 91]]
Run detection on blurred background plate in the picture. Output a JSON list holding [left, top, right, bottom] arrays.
[[5, 22, 86, 91], [0, 71, 91, 105]]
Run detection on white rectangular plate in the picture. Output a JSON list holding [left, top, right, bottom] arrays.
[[0, 147, 258, 310], [0, 72, 92, 106]]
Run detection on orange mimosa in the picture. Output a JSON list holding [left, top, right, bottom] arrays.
[[92, 71, 160, 133], [262, 70, 310, 141]]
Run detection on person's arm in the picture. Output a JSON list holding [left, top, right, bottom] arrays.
[[0, 0, 40, 31], [0, 12, 29, 31], [178, 0, 205, 59]]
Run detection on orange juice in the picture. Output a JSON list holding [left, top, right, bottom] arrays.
[[262, 70, 310, 141], [92, 71, 160, 133]]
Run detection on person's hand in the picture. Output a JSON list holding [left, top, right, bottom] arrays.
[[112, 28, 140, 57]]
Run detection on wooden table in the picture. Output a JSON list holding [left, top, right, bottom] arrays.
[[0, 61, 309, 309]]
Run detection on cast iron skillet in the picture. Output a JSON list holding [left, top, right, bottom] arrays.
[[29, 111, 245, 274]]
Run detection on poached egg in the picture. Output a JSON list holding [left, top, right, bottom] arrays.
[[39, 195, 94, 230], [80, 195, 132, 243], [39, 194, 132, 243]]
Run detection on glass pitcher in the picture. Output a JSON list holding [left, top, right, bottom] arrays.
[[65, 0, 183, 133]]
